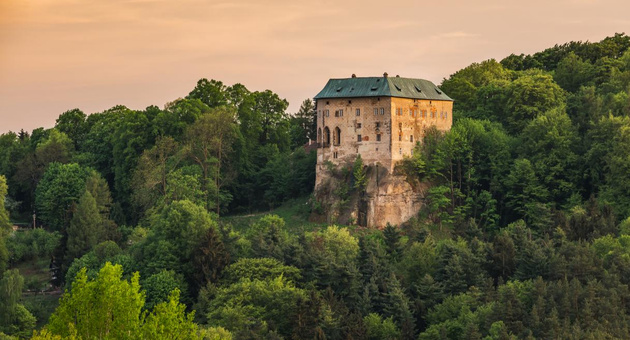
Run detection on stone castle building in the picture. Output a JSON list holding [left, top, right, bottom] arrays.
[[313, 73, 453, 227]]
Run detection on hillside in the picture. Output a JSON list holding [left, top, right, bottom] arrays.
[[1, 33, 630, 339]]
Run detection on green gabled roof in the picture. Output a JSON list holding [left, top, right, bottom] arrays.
[[314, 76, 453, 101]]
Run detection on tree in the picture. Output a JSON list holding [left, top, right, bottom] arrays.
[[185, 107, 238, 214], [55, 108, 87, 148], [518, 108, 579, 206], [43, 263, 200, 340], [504, 70, 566, 133], [131, 136, 184, 215], [553, 52, 595, 92], [0, 269, 36, 338], [503, 159, 549, 225], [140, 289, 200, 340], [66, 190, 102, 261], [289, 99, 316, 148], [35, 163, 92, 231], [142, 270, 188, 311], [247, 214, 289, 260], [187, 78, 228, 108], [0, 176, 10, 233], [206, 276, 305, 338]]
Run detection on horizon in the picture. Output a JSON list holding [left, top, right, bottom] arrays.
[[1, 0, 629, 134]]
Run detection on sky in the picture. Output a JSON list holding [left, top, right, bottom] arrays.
[[1, 0, 629, 134]]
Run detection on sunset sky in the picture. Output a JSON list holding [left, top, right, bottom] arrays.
[[1, 0, 629, 134]]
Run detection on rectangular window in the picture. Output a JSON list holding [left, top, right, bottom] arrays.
[[356, 123, 362, 128], [399, 134, 402, 141], [380, 108, 385, 115], [410, 135, 414, 143], [356, 108, 360, 116], [335, 110, 339, 117], [399, 148, 402, 155], [375, 122, 381, 128], [339, 109, 343, 117], [374, 108, 378, 115], [357, 135, 362, 142], [376, 134, 381, 142], [325, 110, 330, 117]]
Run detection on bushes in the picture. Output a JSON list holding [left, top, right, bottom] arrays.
[[6, 229, 61, 264]]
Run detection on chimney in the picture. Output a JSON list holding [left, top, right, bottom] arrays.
[[351, 73, 356, 78], [383, 72, 388, 78]]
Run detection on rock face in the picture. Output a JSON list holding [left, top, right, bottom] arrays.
[[365, 166, 425, 228], [313, 163, 425, 228]]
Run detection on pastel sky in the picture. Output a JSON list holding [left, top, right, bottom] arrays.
[[1, 0, 629, 134]]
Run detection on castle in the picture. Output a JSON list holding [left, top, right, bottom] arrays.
[[313, 73, 453, 227]]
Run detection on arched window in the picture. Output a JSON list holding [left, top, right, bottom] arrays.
[[323, 127, 331, 147], [334, 127, 341, 146]]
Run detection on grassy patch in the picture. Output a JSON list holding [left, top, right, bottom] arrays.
[[11, 258, 61, 330], [222, 196, 327, 235]]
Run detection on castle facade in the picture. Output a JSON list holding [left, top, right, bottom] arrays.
[[314, 73, 453, 188]]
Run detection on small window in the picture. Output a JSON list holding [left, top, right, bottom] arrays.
[[339, 109, 343, 117], [335, 110, 339, 117], [357, 123, 362, 128], [410, 135, 414, 143], [356, 108, 360, 116], [333, 151, 338, 159], [399, 148, 402, 155], [375, 122, 381, 128], [374, 108, 378, 115], [357, 135, 362, 142], [399, 134, 402, 141], [376, 134, 381, 142], [325, 110, 330, 117], [394, 84, 402, 91], [380, 108, 385, 115]]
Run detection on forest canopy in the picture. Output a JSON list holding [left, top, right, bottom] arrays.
[[2, 33, 630, 339]]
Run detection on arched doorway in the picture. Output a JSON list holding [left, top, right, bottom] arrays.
[[323, 127, 331, 147], [334, 127, 341, 146]]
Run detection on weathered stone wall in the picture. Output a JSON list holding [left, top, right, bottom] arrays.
[[315, 96, 393, 187], [390, 97, 453, 162]]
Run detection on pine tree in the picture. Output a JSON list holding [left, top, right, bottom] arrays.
[[66, 190, 102, 261]]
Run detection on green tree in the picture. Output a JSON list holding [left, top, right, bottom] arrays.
[[35, 163, 92, 231], [142, 270, 188, 311], [0, 269, 36, 338], [289, 98, 316, 148], [55, 108, 87, 148], [187, 79, 228, 108], [504, 71, 566, 133], [518, 108, 579, 206], [66, 190, 103, 262], [206, 276, 305, 338], [553, 52, 595, 92], [44, 263, 199, 340], [0, 176, 10, 233], [363, 313, 400, 340], [503, 159, 549, 225], [185, 107, 238, 214]]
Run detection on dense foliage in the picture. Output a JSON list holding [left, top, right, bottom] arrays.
[[2, 33, 630, 339]]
